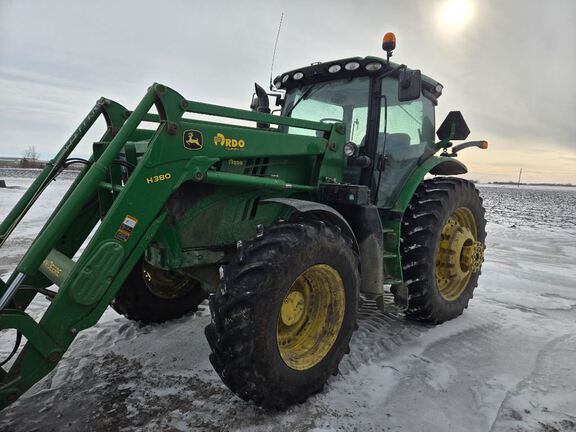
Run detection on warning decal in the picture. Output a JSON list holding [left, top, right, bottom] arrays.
[[114, 215, 139, 242]]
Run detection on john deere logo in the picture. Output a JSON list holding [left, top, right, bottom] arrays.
[[183, 129, 203, 150], [214, 132, 245, 151]]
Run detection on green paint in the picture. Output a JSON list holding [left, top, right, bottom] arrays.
[[0, 51, 474, 408], [393, 156, 468, 213]]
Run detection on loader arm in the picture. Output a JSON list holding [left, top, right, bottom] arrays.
[[0, 83, 346, 409]]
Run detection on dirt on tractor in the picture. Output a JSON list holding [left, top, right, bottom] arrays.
[[1, 34, 494, 414]]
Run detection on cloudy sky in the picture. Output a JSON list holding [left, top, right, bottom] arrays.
[[1, 0, 574, 183]]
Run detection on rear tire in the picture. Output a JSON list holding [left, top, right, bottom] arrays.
[[205, 220, 359, 409], [112, 259, 207, 324], [397, 177, 486, 324]]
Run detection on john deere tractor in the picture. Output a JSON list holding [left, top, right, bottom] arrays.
[[0, 34, 487, 410]]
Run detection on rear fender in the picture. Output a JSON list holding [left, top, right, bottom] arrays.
[[393, 156, 467, 213], [375, 156, 468, 287]]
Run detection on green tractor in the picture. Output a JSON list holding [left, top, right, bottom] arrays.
[[0, 34, 487, 410]]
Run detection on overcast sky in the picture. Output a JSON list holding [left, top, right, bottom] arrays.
[[0, 0, 574, 183]]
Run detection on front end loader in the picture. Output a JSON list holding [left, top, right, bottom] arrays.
[[0, 34, 488, 410]]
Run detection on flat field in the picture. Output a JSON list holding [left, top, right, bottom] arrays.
[[1, 172, 575, 431]]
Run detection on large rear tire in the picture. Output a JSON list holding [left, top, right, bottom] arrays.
[[205, 220, 359, 409], [397, 177, 486, 324], [112, 259, 207, 324]]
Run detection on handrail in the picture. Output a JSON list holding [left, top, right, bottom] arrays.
[[184, 100, 334, 132]]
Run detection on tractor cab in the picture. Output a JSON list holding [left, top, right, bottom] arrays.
[[271, 34, 444, 208]]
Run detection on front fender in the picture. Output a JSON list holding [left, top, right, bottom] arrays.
[[263, 198, 389, 296], [262, 197, 359, 253], [393, 156, 467, 213]]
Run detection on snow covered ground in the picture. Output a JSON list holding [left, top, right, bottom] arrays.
[[0, 172, 575, 432]]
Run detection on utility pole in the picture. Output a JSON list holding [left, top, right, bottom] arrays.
[[517, 168, 523, 187]]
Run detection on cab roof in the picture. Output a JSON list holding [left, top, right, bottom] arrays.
[[274, 56, 443, 102]]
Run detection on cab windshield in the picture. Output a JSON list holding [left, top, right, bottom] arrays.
[[282, 77, 370, 144], [281, 75, 436, 208]]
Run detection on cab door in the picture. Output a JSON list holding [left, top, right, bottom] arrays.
[[373, 78, 436, 208]]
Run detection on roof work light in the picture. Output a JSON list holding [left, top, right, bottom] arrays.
[[382, 32, 396, 63]]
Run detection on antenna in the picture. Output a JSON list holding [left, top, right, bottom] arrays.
[[269, 12, 284, 90]]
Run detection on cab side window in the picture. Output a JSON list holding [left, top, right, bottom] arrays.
[[376, 78, 435, 207]]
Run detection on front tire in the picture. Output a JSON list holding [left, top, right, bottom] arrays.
[[112, 259, 207, 324], [397, 177, 486, 324], [205, 220, 359, 409]]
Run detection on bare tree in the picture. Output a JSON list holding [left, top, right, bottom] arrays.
[[22, 146, 40, 161]]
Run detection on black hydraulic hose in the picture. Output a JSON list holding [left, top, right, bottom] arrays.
[[0, 330, 22, 367], [59, 158, 134, 174], [61, 158, 90, 169], [111, 159, 135, 172]]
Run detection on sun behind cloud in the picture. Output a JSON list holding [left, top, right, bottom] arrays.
[[437, 0, 476, 33]]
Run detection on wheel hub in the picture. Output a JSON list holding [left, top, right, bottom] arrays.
[[281, 291, 306, 326], [276, 264, 346, 371], [437, 220, 475, 279], [436, 208, 483, 301], [464, 241, 485, 272]]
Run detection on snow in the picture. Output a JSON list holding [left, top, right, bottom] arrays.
[[1, 175, 575, 431]]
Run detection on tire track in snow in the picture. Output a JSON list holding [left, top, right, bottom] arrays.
[[341, 293, 432, 375], [487, 334, 576, 432]]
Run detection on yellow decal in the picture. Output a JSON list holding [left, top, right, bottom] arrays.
[[183, 129, 203, 150], [227, 159, 244, 166], [214, 132, 246, 151], [146, 173, 172, 184], [42, 259, 62, 278]]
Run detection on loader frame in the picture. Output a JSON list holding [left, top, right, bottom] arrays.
[[0, 83, 347, 408]]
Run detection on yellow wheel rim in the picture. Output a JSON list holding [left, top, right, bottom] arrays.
[[435, 207, 484, 301], [276, 264, 346, 371]]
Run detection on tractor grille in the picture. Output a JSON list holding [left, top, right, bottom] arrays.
[[243, 158, 269, 176]]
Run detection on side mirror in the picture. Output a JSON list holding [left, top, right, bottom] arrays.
[[398, 69, 421, 102], [437, 111, 470, 141], [250, 83, 271, 128]]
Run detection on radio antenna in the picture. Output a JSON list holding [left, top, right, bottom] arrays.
[[269, 12, 284, 90]]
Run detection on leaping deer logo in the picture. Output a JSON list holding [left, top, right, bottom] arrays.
[[183, 129, 203, 150]]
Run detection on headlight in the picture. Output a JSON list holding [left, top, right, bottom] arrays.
[[328, 64, 342, 73], [293, 72, 304, 80], [435, 84, 443, 95], [282, 75, 289, 83], [344, 142, 358, 157], [365, 62, 382, 72], [273, 76, 282, 88], [344, 62, 360, 71]]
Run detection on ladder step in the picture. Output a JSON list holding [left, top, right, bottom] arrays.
[[383, 253, 397, 259]]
